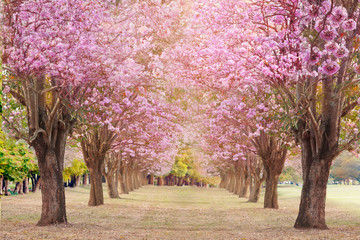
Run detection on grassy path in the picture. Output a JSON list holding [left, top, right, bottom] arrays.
[[1, 185, 360, 239]]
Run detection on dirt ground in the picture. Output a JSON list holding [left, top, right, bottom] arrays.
[[1, 185, 360, 240]]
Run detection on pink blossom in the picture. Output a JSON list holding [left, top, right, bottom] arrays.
[[319, 60, 340, 75], [320, 28, 337, 41], [333, 46, 349, 59], [305, 48, 321, 65], [330, 6, 348, 24], [307, 5, 320, 18], [325, 42, 339, 53], [342, 19, 357, 31], [314, 19, 326, 32]]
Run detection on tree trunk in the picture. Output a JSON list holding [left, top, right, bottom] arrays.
[[14, 182, 20, 194], [248, 176, 263, 203], [105, 171, 119, 198], [234, 171, 242, 195], [75, 176, 81, 187], [158, 176, 163, 186], [264, 172, 279, 209], [0, 176, 3, 195], [23, 177, 29, 194], [221, 173, 230, 189], [148, 175, 154, 185], [117, 170, 124, 194], [229, 172, 236, 193], [119, 165, 129, 194], [18, 181, 24, 194], [83, 174, 89, 186], [178, 177, 184, 186], [30, 176, 35, 192], [134, 169, 141, 189], [35, 178, 41, 192], [36, 150, 67, 226], [4, 180, 10, 196], [88, 166, 104, 206], [294, 149, 332, 229], [240, 170, 250, 198], [251, 132, 287, 209], [126, 168, 134, 192]]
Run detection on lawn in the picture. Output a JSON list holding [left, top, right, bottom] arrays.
[[1, 184, 360, 240]]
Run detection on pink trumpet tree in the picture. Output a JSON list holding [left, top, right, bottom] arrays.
[[2, 0, 110, 225]]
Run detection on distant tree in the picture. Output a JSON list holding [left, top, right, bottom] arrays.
[[331, 152, 360, 183], [0, 133, 36, 195], [63, 159, 88, 187], [279, 166, 301, 184]]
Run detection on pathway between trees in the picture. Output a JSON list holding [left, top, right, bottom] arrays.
[[1, 185, 360, 240]]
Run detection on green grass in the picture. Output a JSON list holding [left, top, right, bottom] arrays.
[[1, 185, 360, 239]]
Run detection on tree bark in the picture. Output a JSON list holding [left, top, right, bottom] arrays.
[[75, 176, 81, 187], [177, 177, 184, 186], [294, 134, 332, 229], [80, 124, 117, 206], [148, 175, 154, 185], [119, 162, 129, 194], [18, 181, 24, 194], [34, 178, 41, 192], [36, 149, 67, 226], [240, 170, 250, 198], [14, 182, 20, 194], [105, 171, 119, 198], [134, 168, 141, 189], [0, 176, 3, 195], [158, 176, 163, 186], [126, 168, 134, 192], [251, 132, 287, 209], [24, 177, 29, 194], [264, 172, 279, 209], [248, 176, 264, 203], [83, 174, 89, 186], [88, 167, 104, 206], [234, 171, 242, 195], [4, 180, 10, 196]]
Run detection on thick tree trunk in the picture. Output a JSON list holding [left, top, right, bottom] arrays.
[[264, 172, 279, 209], [105, 171, 119, 198], [219, 174, 225, 188], [252, 132, 287, 209], [88, 166, 104, 206], [24, 177, 29, 194], [34, 178, 41, 192], [0, 176, 3, 195], [234, 171, 242, 195], [18, 181, 24, 194], [229, 172, 236, 193], [83, 174, 89, 186], [14, 182, 20, 194], [119, 165, 129, 194], [248, 177, 263, 203], [178, 177, 184, 186], [4, 180, 10, 196], [75, 176, 81, 187], [126, 168, 134, 192], [134, 169, 141, 189], [30, 176, 35, 192], [222, 173, 230, 189], [36, 150, 67, 226], [294, 145, 332, 229], [158, 176, 163, 186], [240, 171, 250, 198], [148, 175, 154, 185]]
